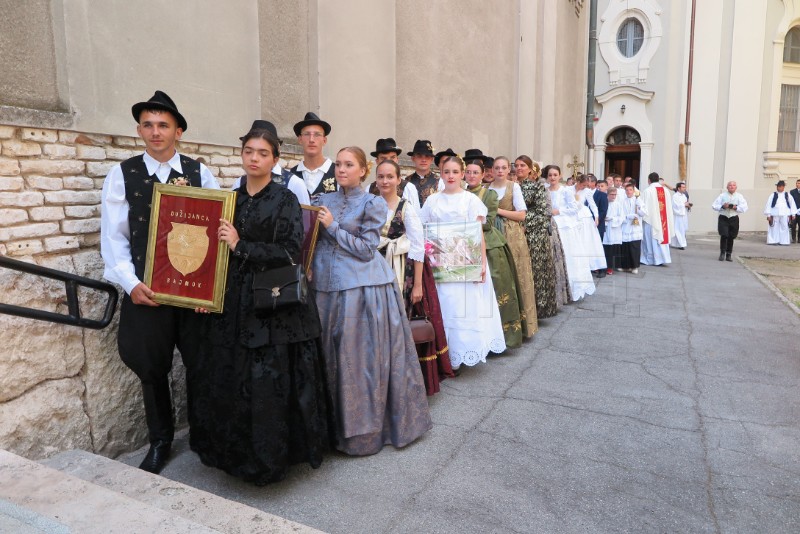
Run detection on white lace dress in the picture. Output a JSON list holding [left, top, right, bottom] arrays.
[[420, 191, 506, 368], [550, 186, 596, 300]]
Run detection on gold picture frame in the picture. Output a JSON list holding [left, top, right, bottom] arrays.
[[300, 204, 322, 271], [143, 184, 236, 313]]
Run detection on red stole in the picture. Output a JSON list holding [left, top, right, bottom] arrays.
[[656, 187, 669, 244]]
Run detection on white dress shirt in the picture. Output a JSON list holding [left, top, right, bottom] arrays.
[[401, 181, 421, 212], [100, 151, 219, 294], [712, 192, 748, 218], [297, 158, 333, 194]]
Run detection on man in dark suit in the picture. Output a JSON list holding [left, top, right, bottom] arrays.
[[790, 178, 800, 243], [590, 174, 608, 241]]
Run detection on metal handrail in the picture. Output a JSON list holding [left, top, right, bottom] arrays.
[[0, 255, 118, 329]]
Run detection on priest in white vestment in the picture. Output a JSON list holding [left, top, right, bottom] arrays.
[[640, 172, 674, 266], [671, 182, 691, 249], [764, 180, 797, 245]]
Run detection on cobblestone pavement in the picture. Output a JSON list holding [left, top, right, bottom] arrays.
[[122, 233, 800, 534]]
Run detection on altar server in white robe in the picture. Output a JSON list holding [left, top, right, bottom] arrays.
[[671, 182, 691, 249], [764, 180, 797, 245], [640, 172, 674, 266], [602, 187, 625, 273], [621, 183, 645, 274]]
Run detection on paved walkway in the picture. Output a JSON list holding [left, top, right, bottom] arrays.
[[122, 233, 800, 534]]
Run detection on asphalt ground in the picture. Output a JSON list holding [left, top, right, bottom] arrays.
[[121, 232, 800, 534]]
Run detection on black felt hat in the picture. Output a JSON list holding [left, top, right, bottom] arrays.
[[371, 138, 402, 157], [463, 148, 489, 164], [131, 90, 188, 131], [484, 156, 495, 168], [407, 140, 435, 157], [240, 119, 283, 145], [776, 180, 786, 187], [293, 112, 331, 137], [434, 148, 458, 167]]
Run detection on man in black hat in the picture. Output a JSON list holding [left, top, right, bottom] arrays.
[[764, 179, 797, 245], [289, 112, 336, 200], [100, 90, 219, 473], [367, 137, 420, 209], [483, 156, 495, 184], [231, 120, 309, 204], [405, 140, 441, 206]]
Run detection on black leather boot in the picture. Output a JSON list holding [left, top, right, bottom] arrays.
[[718, 252, 725, 261], [726, 253, 732, 262], [139, 440, 172, 474], [139, 381, 174, 473]]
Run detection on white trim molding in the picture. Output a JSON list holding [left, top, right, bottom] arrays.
[[598, 0, 663, 85]]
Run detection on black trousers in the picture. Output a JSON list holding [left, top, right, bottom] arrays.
[[621, 240, 641, 269], [118, 294, 203, 442], [718, 215, 739, 253], [791, 215, 800, 242], [603, 243, 621, 270]]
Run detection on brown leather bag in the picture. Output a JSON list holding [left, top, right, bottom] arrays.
[[407, 303, 435, 344]]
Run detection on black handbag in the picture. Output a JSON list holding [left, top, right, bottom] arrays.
[[252, 251, 308, 311]]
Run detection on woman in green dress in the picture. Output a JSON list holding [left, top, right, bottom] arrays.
[[463, 157, 524, 349], [516, 156, 559, 318]]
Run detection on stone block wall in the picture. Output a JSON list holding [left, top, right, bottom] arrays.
[[0, 124, 309, 460]]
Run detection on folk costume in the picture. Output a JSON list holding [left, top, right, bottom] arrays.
[[100, 91, 219, 472], [544, 184, 572, 307], [489, 181, 537, 337], [406, 140, 440, 206], [469, 184, 525, 349], [368, 138, 422, 211], [712, 190, 748, 259], [764, 185, 797, 245], [312, 186, 431, 455], [575, 187, 607, 272], [290, 112, 337, 200], [640, 181, 674, 266], [188, 180, 332, 485], [420, 190, 506, 368], [520, 178, 560, 318], [378, 199, 453, 395]]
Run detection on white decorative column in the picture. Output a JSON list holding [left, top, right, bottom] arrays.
[[593, 144, 607, 178], [638, 142, 654, 189]]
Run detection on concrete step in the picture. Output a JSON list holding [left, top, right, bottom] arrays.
[[0, 449, 218, 533], [42, 449, 322, 534]]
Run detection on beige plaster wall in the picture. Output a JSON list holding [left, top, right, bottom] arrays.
[[58, 0, 261, 146], [0, 0, 62, 111], [317, 0, 396, 155], [395, 0, 517, 157]]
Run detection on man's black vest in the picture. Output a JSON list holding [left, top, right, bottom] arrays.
[[771, 191, 790, 208], [289, 161, 336, 197], [120, 154, 202, 280]]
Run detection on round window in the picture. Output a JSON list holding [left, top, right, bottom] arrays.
[[617, 18, 644, 58]]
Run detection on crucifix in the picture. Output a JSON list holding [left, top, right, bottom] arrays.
[[567, 155, 584, 180]]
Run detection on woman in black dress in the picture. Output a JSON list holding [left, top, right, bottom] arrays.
[[188, 127, 332, 485]]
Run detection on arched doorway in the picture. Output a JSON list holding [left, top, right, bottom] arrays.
[[605, 127, 641, 183]]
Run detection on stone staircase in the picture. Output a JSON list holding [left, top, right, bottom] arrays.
[[0, 449, 322, 533]]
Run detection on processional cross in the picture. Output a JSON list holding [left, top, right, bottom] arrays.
[[567, 155, 584, 180]]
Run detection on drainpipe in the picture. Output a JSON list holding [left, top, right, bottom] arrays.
[[586, 0, 598, 152], [681, 0, 697, 183]]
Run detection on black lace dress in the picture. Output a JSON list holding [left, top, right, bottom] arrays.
[[188, 180, 333, 485]]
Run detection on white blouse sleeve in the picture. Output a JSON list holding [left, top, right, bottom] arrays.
[[402, 182, 421, 211], [403, 203, 425, 262], [467, 193, 489, 221], [511, 182, 526, 211]]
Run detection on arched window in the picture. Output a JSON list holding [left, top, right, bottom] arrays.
[[606, 127, 641, 146], [617, 18, 644, 58], [784, 27, 800, 63]]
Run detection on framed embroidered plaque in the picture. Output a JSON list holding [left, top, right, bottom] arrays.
[[423, 221, 483, 283], [299, 204, 322, 272], [143, 184, 236, 312]]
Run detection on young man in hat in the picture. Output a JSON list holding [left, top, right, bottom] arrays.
[[367, 137, 420, 210], [406, 140, 440, 206], [231, 120, 309, 205], [289, 112, 336, 200], [483, 156, 495, 184], [764, 180, 797, 245], [100, 90, 219, 473]]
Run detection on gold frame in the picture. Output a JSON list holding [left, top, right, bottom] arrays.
[[143, 184, 237, 312], [300, 204, 322, 271]]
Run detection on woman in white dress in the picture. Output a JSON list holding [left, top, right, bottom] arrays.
[[573, 174, 607, 274], [547, 166, 595, 301], [420, 156, 506, 369]]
